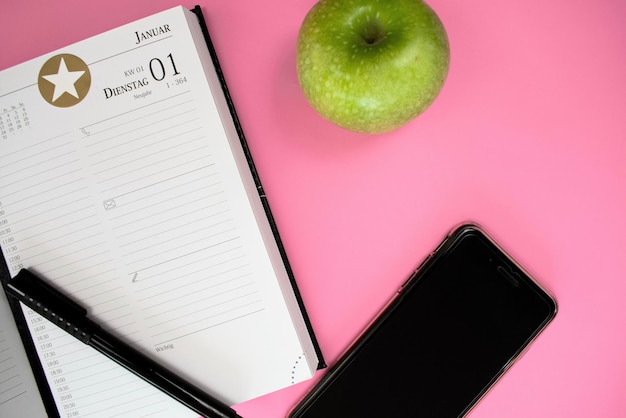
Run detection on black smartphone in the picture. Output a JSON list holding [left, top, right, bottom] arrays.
[[289, 223, 557, 418]]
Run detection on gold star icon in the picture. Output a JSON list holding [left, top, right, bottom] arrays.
[[38, 54, 91, 107], [42, 57, 84, 101]]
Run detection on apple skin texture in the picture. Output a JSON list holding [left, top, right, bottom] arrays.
[[297, 0, 450, 134]]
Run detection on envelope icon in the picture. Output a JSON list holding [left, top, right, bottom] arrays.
[[103, 199, 116, 210]]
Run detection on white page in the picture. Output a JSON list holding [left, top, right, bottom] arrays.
[[0, 289, 48, 417], [0, 6, 315, 415]]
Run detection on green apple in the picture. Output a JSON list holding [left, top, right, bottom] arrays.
[[296, 0, 450, 134]]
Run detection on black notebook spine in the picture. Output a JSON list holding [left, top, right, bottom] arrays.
[[190, 5, 325, 370]]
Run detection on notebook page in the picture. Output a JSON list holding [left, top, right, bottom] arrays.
[[0, 6, 314, 414], [0, 289, 48, 417]]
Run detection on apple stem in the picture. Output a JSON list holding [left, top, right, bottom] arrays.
[[361, 20, 386, 45]]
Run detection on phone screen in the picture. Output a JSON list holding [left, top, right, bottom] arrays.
[[290, 224, 557, 417]]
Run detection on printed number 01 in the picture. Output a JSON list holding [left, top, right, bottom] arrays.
[[149, 53, 180, 81]]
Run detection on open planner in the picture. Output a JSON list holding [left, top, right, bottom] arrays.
[[0, 5, 324, 417]]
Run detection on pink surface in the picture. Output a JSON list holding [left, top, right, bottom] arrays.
[[2, 0, 626, 417]]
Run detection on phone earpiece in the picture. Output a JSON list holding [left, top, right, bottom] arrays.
[[497, 265, 520, 287]]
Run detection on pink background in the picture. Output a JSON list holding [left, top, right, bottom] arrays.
[[2, 0, 626, 417]]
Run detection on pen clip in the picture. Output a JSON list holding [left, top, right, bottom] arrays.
[[6, 269, 93, 342]]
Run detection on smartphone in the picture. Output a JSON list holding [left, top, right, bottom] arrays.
[[289, 223, 557, 417]]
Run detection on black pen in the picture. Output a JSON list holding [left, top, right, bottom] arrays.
[[5, 268, 242, 418]]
